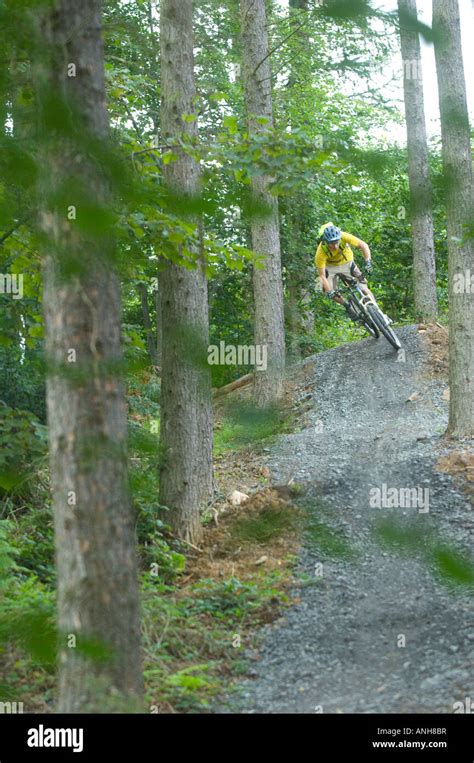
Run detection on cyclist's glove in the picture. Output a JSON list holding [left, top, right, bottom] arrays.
[[363, 260, 373, 275]]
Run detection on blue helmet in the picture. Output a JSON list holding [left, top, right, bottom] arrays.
[[322, 225, 341, 243]]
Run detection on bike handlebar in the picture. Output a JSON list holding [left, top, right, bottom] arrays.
[[333, 277, 359, 296]]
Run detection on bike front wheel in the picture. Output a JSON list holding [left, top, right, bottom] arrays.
[[348, 295, 380, 339], [366, 305, 402, 351]]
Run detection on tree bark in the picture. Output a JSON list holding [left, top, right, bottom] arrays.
[[285, 1, 313, 362], [286, 277, 302, 362], [433, 0, 474, 438], [154, 279, 162, 367], [398, 0, 438, 322], [240, 0, 286, 407], [159, 0, 213, 545], [37, 0, 143, 711]]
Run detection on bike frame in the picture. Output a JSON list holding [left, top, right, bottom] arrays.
[[335, 274, 402, 351], [335, 275, 377, 317]]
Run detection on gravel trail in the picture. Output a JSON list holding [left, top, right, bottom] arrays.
[[218, 325, 473, 713]]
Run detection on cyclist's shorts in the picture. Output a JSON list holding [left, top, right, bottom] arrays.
[[324, 260, 367, 291]]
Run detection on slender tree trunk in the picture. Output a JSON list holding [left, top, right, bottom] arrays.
[[398, 0, 438, 321], [38, 0, 143, 711], [241, 0, 286, 406], [159, 0, 213, 545], [138, 282, 159, 366], [285, 0, 312, 361], [286, 278, 301, 362], [433, 0, 474, 438], [154, 280, 162, 367]]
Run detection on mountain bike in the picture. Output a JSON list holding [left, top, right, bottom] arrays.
[[333, 274, 402, 351]]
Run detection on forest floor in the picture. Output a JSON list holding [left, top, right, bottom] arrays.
[[214, 323, 474, 713]]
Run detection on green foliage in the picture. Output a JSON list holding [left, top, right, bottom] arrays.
[[430, 543, 474, 589], [0, 604, 57, 666], [232, 506, 299, 544], [184, 576, 287, 622], [0, 345, 46, 422], [373, 518, 474, 591], [0, 515, 56, 702], [142, 572, 288, 711], [215, 400, 288, 453], [137, 505, 186, 582], [10, 504, 55, 584], [305, 518, 355, 559], [126, 401, 187, 582], [0, 520, 19, 593], [0, 404, 47, 496]]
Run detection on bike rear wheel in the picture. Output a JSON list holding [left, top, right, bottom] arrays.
[[366, 305, 402, 351]]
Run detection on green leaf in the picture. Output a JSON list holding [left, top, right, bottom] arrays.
[[163, 152, 177, 165], [223, 115, 238, 135]]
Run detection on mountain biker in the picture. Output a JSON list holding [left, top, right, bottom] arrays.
[[316, 223, 375, 320]]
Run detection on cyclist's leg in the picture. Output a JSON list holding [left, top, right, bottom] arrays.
[[333, 263, 359, 318], [351, 262, 393, 324], [350, 261, 376, 302]]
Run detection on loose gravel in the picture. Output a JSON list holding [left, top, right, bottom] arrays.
[[216, 325, 473, 713]]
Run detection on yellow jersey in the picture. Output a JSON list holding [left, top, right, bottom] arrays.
[[315, 231, 361, 268]]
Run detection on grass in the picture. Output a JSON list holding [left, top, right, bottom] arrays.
[[299, 499, 356, 560], [304, 518, 355, 559], [214, 400, 289, 455], [231, 505, 300, 544], [141, 573, 290, 712]]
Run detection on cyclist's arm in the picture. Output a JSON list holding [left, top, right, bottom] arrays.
[[342, 232, 372, 262], [357, 239, 372, 262], [318, 267, 331, 293], [319, 268, 344, 305]]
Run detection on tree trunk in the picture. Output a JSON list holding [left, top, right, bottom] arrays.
[[240, 0, 286, 406], [38, 0, 143, 711], [285, 0, 313, 361], [433, 0, 474, 438], [138, 282, 159, 366], [154, 280, 162, 367], [159, 0, 213, 545], [286, 277, 301, 362], [398, 0, 438, 322]]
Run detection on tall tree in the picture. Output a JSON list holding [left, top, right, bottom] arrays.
[[37, 0, 143, 710], [433, 0, 474, 437], [241, 0, 286, 406], [397, 0, 438, 321], [159, 0, 213, 544], [286, 0, 312, 362]]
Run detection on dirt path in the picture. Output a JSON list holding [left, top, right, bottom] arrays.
[[218, 325, 473, 713]]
